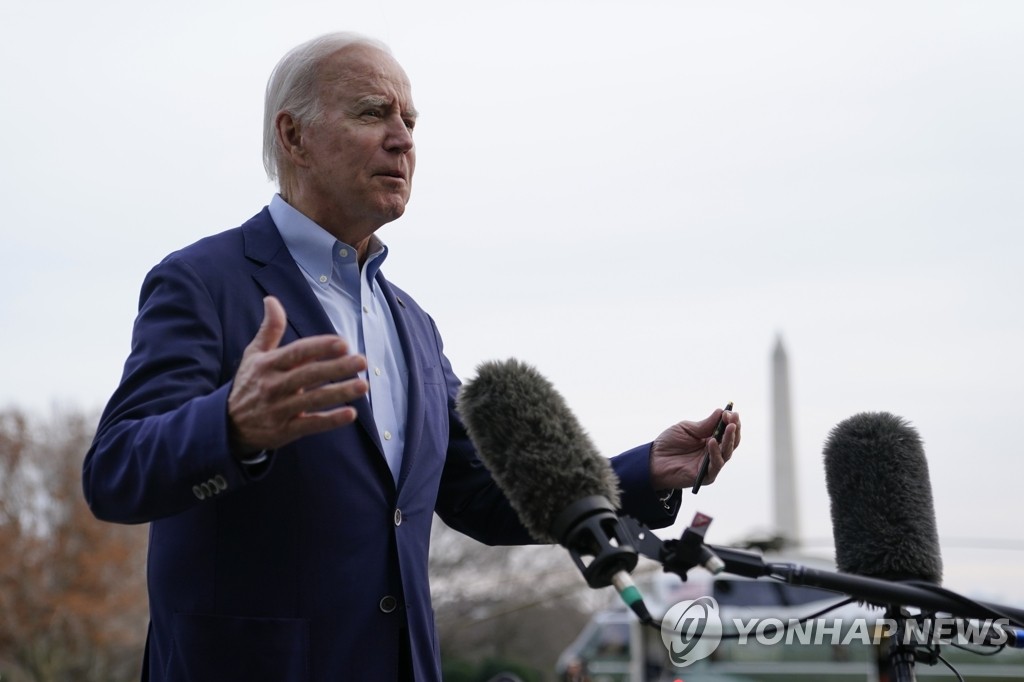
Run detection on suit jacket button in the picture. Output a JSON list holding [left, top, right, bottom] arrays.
[[379, 596, 398, 613], [393, 508, 402, 526], [213, 475, 228, 491], [201, 482, 214, 497], [192, 485, 206, 500]]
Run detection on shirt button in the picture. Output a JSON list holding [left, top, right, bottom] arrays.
[[379, 595, 398, 613], [319, 275, 328, 283], [374, 367, 382, 376], [394, 508, 402, 526], [339, 248, 349, 258], [362, 305, 369, 313], [383, 430, 392, 441]]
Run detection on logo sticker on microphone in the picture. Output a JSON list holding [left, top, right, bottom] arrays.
[[660, 596, 723, 667]]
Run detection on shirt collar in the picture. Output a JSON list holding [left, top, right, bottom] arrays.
[[269, 194, 389, 287]]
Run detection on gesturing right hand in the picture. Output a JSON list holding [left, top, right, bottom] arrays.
[[227, 296, 369, 453]]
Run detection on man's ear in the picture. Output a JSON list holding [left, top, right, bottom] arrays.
[[276, 111, 309, 167]]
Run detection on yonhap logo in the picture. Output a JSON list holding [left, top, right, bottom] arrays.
[[660, 596, 723, 667], [658, 597, 1014, 668]]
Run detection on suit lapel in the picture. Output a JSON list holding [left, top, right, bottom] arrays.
[[241, 209, 383, 455], [377, 275, 424, 492]]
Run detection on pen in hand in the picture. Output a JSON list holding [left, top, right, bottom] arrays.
[[692, 401, 733, 494]]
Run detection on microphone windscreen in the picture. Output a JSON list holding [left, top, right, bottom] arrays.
[[456, 359, 621, 543], [823, 412, 942, 583]]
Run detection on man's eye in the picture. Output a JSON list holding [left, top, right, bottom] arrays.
[[404, 119, 416, 131], [363, 110, 383, 118]]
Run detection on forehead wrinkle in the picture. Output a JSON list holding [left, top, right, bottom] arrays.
[[316, 66, 417, 115]]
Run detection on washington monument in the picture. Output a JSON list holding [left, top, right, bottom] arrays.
[[772, 336, 800, 546]]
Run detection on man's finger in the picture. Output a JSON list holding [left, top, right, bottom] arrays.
[[283, 406, 361, 441], [277, 377, 370, 417], [694, 409, 723, 435], [720, 423, 738, 461], [250, 296, 288, 353], [269, 335, 352, 372], [728, 414, 741, 449], [273, 354, 367, 397]]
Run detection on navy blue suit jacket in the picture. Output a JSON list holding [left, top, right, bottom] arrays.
[[83, 208, 679, 681]]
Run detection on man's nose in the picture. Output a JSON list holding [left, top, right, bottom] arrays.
[[384, 117, 414, 153]]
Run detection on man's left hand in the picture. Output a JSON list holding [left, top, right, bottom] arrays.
[[650, 408, 741, 490]]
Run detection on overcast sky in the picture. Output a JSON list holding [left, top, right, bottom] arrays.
[[2, 1, 1022, 604]]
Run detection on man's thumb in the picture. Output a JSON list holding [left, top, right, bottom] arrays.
[[252, 296, 287, 352]]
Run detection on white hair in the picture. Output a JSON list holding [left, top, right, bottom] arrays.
[[262, 32, 391, 184]]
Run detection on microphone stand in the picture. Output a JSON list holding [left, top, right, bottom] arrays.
[[885, 606, 919, 682], [617, 512, 1024, 677]]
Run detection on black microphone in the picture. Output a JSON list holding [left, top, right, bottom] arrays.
[[823, 411, 943, 584], [457, 358, 652, 623], [823, 412, 945, 679]]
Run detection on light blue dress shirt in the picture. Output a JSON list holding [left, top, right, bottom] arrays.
[[269, 194, 409, 483]]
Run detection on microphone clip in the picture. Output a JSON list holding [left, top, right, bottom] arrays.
[[661, 512, 726, 576], [550, 495, 639, 589]]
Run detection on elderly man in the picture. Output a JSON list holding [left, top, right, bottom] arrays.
[[83, 32, 740, 681]]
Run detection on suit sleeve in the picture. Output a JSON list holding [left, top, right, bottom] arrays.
[[428, 322, 680, 546], [83, 257, 264, 524]]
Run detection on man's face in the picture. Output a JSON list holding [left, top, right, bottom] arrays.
[[296, 44, 417, 236]]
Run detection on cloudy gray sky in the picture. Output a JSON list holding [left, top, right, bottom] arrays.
[[2, 0, 1022, 603]]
